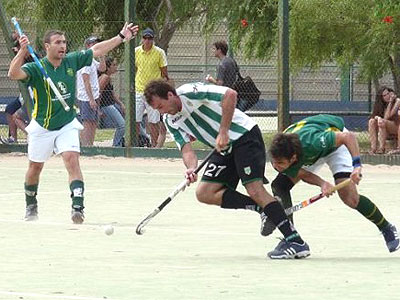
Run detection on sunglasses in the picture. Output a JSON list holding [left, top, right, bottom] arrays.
[[143, 36, 154, 40]]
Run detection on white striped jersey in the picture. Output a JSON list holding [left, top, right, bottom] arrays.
[[164, 82, 256, 150]]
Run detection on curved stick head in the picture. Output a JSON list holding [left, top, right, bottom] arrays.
[[136, 226, 145, 235]]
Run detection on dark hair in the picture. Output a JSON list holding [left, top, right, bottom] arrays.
[[144, 79, 176, 105], [43, 30, 65, 45], [370, 86, 395, 118], [269, 133, 302, 160], [105, 56, 115, 69], [213, 40, 228, 55], [12, 38, 20, 54]]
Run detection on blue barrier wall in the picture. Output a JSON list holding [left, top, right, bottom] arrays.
[[252, 100, 371, 130], [2, 96, 372, 130]]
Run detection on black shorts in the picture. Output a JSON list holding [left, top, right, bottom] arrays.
[[201, 125, 267, 189]]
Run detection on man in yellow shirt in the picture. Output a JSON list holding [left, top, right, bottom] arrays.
[[135, 28, 168, 147]]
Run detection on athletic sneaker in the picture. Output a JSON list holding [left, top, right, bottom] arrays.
[[0, 136, 15, 144], [71, 206, 85, 224], [267, 238, 310, 259], [381, 223, 400, 253], [24, 204, 38, 221], [260, 212, 276, 236]]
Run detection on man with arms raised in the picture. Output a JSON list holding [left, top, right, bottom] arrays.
[[8, 23, 138, 223]]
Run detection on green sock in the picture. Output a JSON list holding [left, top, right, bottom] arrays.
[[356, 195, 388, 230], [24, 183, 38, 206], [70, 180, 85, 209]]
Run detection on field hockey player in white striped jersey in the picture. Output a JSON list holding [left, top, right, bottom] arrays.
[[144, 79, 310, 259]]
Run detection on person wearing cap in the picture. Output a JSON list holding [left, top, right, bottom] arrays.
[[76, 36, 106, 146], [135, 28, 169, 147]]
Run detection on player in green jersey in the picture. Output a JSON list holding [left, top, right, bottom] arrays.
[[264, 114, 399, 253], [144, 79, 311, 259], [8, 23, 139, 224]]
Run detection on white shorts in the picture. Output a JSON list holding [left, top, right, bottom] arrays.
[[135, 92, 160, 123], [26, 118, 83, 163], [304, 144, 353, 176]]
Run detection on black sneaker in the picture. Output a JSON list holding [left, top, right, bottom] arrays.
[[260, 212, 276, 236], [24, 204, 38, 221], [381, 223, 400, 253], [267, 238, 310, 259], [71, 206, 85, 224]]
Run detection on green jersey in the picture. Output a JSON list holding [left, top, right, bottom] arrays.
[[165, 82, 256, 150], [282, 114, 345, 178], [22, 50, 93, 130]]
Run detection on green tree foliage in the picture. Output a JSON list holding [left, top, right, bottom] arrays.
[[291, 0, 400, 89], [3, 0, 208, 53], [204, 0, 400, 89], [203, 0, 279, 61], [3, 0, 125, 54], [4, 0, 400, 88]]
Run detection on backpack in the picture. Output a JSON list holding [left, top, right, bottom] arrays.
[[231, 63, 261, 111]]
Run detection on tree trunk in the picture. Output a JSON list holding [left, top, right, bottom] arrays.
[[389, 54, 400, 93]]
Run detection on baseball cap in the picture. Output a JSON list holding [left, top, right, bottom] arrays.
[[142, 28, 154, 38], [84, 36, 101, 45]]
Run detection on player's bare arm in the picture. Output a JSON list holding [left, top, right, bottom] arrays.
[[216, 88, 237, 152], [181, 143, 198, 185], [298, 168, 335, 197], [91, 23, 139, 57]]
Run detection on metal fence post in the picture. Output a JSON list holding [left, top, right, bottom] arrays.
[[277, 0, 290, 131], [124, 0, 136, 149]]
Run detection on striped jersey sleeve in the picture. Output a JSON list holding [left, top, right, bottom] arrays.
[[165, 82, 256, 150]]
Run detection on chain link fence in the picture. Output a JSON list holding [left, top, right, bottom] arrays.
[[0, 16, 396, 152]]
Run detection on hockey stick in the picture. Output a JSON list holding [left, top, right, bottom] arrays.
[[285, 178, 352, 215], [11, 17, 70, 111], [136, 148, 217, 235]]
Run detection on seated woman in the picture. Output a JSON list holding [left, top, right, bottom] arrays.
[[368, 86, 400, 154], [99, 57, 126, 147]]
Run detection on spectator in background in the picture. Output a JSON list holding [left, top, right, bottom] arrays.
[[368, 86, 400, 154], [76, 36, 105, 146], [1, 95, 29, 144], [135, 28, 168, 148], [98, 56, 126, 147], [1, 33, 33, 144], [206, 40, 246, 112], [206, 40, 238, 88]]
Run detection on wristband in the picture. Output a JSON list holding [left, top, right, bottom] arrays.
[[352, 156, 361, 168], [118, 32, 125, 40]]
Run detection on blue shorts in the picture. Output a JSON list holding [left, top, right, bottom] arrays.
[[78, 100, 98, 121], [5, 97, 22, 115], [6, 97, 30, 122]]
